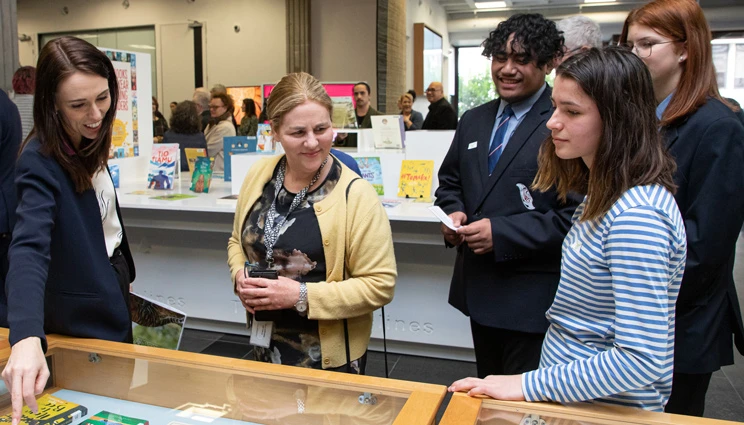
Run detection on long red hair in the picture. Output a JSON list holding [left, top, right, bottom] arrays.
[[620, 0, 735, 127]]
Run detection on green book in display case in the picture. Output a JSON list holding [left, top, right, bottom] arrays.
[[81, 411, 149, 425]]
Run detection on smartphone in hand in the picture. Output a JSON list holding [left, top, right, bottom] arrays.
[[249, 269, 283, 321]]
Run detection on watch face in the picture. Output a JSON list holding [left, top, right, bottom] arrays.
[[296, 301, 308, 313]]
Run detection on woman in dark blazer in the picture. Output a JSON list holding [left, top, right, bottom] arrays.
[[400, 93, 423, 131], [621, 0, 744, 416], [1, 36, 136, 419], [162, 100, 208, 172]]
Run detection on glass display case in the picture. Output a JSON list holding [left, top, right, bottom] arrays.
[[0, 332, 445, 425], [440, 392, 739, 425]]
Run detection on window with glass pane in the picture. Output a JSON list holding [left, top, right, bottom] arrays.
[[736, 44, 744, 89], [457, 47, 493, 118], [713, 44, 729, 89]]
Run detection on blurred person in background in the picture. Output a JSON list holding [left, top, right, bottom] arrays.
[[152, 96, 168, 143], [205, 92, 236, 172], [11, 66, 35, 140], [163, 100, 207, 172]]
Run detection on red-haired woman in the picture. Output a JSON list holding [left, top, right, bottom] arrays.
[[11, 66, 36, 140], [621, 0, 744, 416]]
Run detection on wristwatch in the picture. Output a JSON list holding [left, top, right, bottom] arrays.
[[295, 282, 308, 314]]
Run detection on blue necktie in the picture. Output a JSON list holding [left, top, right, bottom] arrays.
[[488, 105, 514, 175]]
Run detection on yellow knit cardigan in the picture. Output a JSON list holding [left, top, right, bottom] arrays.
[[227, 154, 397, 368]]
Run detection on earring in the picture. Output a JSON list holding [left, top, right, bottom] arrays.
[[679, 57, 684, 62]]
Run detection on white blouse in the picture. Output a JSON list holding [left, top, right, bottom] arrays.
[[91, 167, 123, 257]]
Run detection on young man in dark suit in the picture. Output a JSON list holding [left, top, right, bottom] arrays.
[[435, 14, 579, 378], [0, 90, 22, 326]]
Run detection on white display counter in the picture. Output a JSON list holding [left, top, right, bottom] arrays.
[[118, 130, 476, 361]]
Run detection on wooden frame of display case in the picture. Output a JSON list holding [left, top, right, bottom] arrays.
[[440, 391, 741, 425], [0, 330, 446, 425]]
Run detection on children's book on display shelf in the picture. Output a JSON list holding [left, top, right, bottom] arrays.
[[223, 136, 256, 181], [190, 157, 214, 193], [256, 124, 275, 153], [147, 143, 179, 190], [354, 156, 384, 195], [398, 160, 434, 199]]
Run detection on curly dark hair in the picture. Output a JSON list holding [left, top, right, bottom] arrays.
[[481, 13, 564, 68], [169, 100, 201, 134]]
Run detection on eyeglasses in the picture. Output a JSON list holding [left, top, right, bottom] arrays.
[[209, 104, 225, 110], [425, 88, 440, 93], [620, 39, 684, 59]]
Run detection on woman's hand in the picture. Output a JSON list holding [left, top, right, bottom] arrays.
[[237, 275, 300, 314], [448, 374, 525, 401], [2, 337, 50, 425]]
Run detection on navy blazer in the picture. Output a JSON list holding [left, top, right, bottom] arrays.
[[435, 86, 579, 333], [0, 90, 22, 234], [5, 138, 135, 350], [664, 98, 744, 373]]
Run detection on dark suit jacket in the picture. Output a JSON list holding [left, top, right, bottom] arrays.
[[0, 90, 22, 234], [423, 98, 458, 130], [163, 130, 208, 172], [435, 87, 578, 333], [4, 138, 136, 350], [663, 98, 744, 373]]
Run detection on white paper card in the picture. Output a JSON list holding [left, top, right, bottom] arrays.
[[249, 320, 273, 348], [468, 142, 478, 150], [428, 206, 461, 231]]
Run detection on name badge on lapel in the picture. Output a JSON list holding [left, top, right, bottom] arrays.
[[468, 141, 478, 150]]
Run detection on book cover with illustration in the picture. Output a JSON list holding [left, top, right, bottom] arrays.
[[81, 411, 148, 425], [331, 97, 356, 128], [190, 157, 214, 194], [223, 136, 256, 181], [0, 394, 87, 425], [130, 292, 187, 350], [398, 160, 434, 199], [256, 124, 274, 153], [184, 148, 208, 173], [147, 143, 179, 190], [354, 157, 384, 195]]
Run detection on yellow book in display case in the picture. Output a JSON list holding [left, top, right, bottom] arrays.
[[398, 160, 434, 199]]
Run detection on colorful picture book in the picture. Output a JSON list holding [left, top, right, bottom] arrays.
[[130, 292, 187, 350], [398, 160, 434, 199], [0, 394, 87, 425], [190, 157, 214, 193], [183, 148, 208, 173], [108, 164, 120, 188], [355, 157, 384, 195], [147, 144, 179, 190], [223, 136, 256, 181], [256, 124, 274, 153], [81, 411, 148, 425], [149, 194, 197, 201], [331, 97, 356, 128]]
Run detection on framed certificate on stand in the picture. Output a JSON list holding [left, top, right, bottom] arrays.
[[371, 115, 405, 149]]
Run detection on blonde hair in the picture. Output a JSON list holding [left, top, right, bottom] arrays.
[[399, 93, 413, 104], [267, 72, 332, 131]]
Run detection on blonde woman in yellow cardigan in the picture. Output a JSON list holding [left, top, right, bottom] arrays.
[[227, 72, 396, 373]]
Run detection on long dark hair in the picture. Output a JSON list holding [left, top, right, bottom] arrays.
[[28, 36, 118, 193], [533, 47, 676, 221], [169, 100, 201, 134], [242, 98, 256, 117]]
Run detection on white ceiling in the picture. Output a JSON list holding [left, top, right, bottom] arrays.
[[441, 0, 744, 46]]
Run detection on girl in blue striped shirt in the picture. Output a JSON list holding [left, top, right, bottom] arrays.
[[449, 47, 687, 412]]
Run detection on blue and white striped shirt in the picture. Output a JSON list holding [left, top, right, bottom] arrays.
[[522, 184, 686, 411]]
